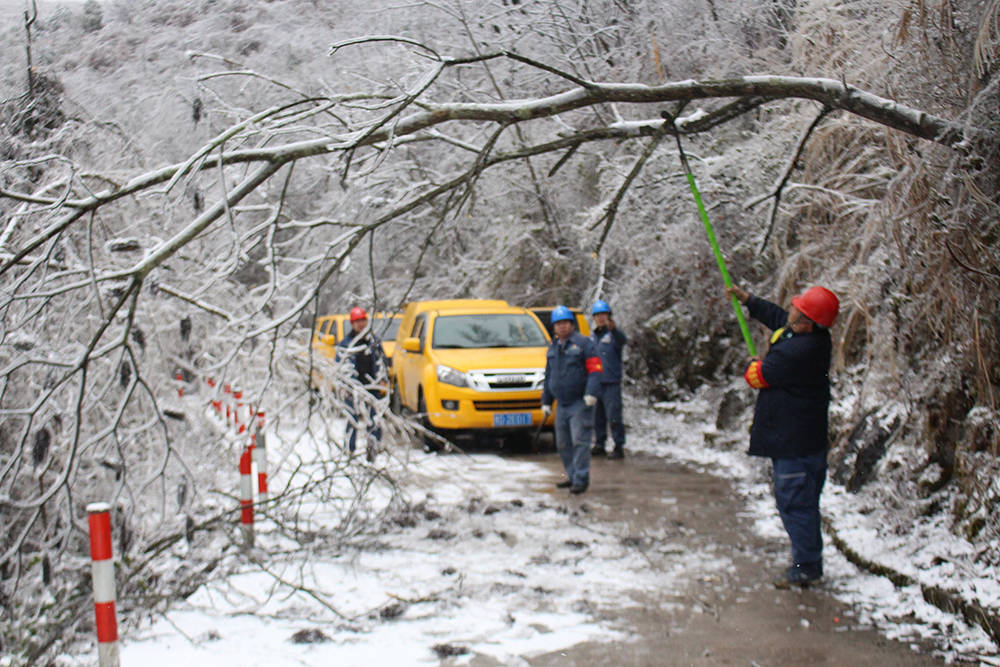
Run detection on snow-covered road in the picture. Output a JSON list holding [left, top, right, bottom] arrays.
[[56, 392, 998, 665], [113, 448, 731, 664]]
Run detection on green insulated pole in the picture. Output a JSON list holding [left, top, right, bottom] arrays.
[[663, 112, 757, 357]]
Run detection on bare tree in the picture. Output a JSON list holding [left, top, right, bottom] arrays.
[[0, 0, 998, 660]]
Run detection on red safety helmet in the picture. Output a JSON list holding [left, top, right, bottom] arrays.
[[792, 286, 839, 328], [349, 306, 368, 322]]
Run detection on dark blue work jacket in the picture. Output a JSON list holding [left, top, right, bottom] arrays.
[[542, 332, 603, 406], [336, 330, 387, 393], [745, 296, 832, 459], [590, 326, 627, 384]]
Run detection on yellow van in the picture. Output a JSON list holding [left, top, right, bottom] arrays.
[[372, 313, 403, 361], [313, 312, 403, 363], [390, 300, 553, 446], [313, 313, 349, 349]]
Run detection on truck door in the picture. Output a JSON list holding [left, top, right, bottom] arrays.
[[401, 314, 427, 410]]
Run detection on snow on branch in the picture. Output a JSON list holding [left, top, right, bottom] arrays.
[[0, 42, 994, 663]]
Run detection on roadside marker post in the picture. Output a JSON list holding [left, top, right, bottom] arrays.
[[87, 503, 120, 667], [239, 447, 255, 549], [251, 429, 268, 503], [207, 378, 222, 414], [233, 386, 245, 433]]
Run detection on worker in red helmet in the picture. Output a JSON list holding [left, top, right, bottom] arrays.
[[336, 306, 388, 460], [349, 306, 367, 323], [726, 283, 839, 589]]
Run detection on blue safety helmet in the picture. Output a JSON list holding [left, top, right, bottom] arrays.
[[592, 299, 611, 315], [550, 305, 574, 324]]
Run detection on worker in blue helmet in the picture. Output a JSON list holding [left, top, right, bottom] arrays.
[[589, 300, 628, 459], [542, 306, 603, 494]]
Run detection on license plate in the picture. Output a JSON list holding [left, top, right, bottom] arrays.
[[494, 412, 532, 426]]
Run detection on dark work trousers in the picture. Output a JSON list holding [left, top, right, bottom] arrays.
[[555, 399, 594, 488], [345, 393, 382, 453], [593, 383, 625, 450], [772, 452, 828, 566]]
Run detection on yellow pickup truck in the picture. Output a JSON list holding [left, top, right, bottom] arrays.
[[312, 312, 403, 362], [389, 299, 553, 448]]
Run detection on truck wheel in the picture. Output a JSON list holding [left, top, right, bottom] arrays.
[[418, 391, 442, 452], [390, 381, 402, 415]]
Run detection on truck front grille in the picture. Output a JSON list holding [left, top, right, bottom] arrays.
[[473, 399, 541, 411]]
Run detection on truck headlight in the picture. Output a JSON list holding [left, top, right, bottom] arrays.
[[436, 365, 468, 388]]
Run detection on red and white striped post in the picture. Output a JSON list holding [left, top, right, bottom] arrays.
[[233, 386, 245, 433], [87, 503, 120, 667], [239, 447, 254, 548], [223, 383, 233, 422], [207, 378, 223, 414], [251, 431, 268, 503]]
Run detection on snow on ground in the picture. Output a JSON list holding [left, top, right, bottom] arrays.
[[635, 388, 1000, 662], [55, 387, 999, 665], [71, 411, 730, 666]]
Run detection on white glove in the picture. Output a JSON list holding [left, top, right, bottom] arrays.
[[583, 394, 597, 407], [541, 404, 552, 417]]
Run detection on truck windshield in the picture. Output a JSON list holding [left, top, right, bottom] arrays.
[[432, 314, 548, 349], [374, 316, 401, 341]]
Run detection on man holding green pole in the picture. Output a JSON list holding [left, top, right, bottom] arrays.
[[726, 283, 840, 588], [665, 108, 840, 585]]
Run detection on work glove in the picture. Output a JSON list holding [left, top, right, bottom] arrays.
[[541, 404, 552, 417], [583, 394, 597, 407]]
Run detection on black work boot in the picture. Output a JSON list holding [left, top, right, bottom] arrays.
[[774, 562, 823, 589], [591, 446, 606, 457], [609, 447, 624, 459]]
